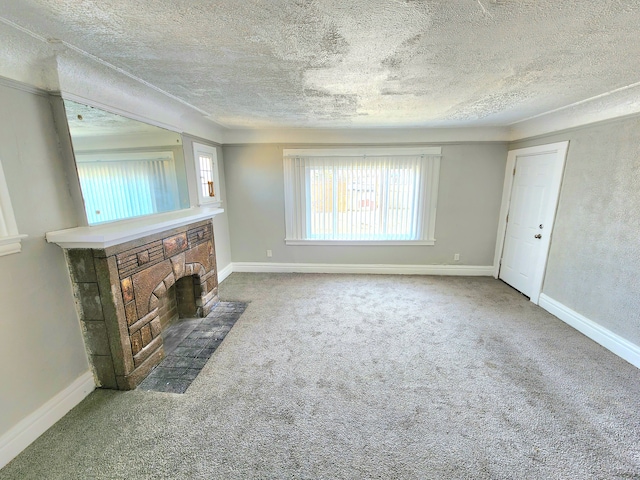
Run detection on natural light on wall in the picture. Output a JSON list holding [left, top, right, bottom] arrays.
[[283, 147, 441, 245]]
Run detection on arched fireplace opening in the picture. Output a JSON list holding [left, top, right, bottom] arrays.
[[159, 274, 204, 330]]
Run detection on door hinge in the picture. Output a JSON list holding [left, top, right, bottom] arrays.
[[513, 167, 516, 175], [506, 213, 509, 223]]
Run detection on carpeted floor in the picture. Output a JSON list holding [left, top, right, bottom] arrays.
[[2, 273, 640, 479]]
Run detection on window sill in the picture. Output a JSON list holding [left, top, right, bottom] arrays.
[[46, 206, 224, 249], [0, 234, 28, 257], [198, 200, 222, 208], [285, 239, 436, 246]]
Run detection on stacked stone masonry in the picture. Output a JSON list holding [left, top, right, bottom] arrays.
[[66, 220, 218, 390]]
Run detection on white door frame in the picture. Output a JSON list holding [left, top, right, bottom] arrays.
[[493, 141, 569, 304]]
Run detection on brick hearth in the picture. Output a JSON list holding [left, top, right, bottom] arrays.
[[65, 219, 219, 390]]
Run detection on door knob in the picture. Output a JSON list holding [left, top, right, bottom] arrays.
[[534, 234, 542, 239]]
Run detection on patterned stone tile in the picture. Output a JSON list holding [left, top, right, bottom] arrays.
[[137, 301, 247, 393]]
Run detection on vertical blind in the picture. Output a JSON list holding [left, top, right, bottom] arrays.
[[76, 151, 180, 224], [283, 150, 441, 243]]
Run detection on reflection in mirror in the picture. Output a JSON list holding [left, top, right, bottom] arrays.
[[64, 100, 189, 225]]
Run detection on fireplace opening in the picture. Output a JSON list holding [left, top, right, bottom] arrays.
[[159, 274, 205, 330], [158, 274, 209, 355]]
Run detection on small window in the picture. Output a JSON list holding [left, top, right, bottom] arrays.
[[193, 143, 221, 206], [283, 147, 441, 245], [0, 158, 26, 256]]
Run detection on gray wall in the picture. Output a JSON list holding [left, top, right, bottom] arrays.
[[0, 84, 89, 436], [0, 85, 234, 442], [223, 143, 507, 266], [511, 116, 640, 345]]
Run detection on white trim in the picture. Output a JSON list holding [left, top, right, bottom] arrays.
[[46, 206, 223, 249], [192, 142, 221, 207], [283, 151, 440, 244], [0, 75, 49, 97], [493, 142, 569, 304], [508, 80, 640, 141], [231, 262, 493, 276], [0, 158, 27, 257], [283, 147, 442, 157], [223, 127, 510, 144], [57, 92, 182, 133], [284, 239, 435, 246], [539, 294, 640, 369], [493, 152, 517, 279], [217, 263, 233, 283], [0, 234, 28, 256], [0, 371, 95, 470]]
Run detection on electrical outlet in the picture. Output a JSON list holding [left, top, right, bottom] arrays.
[[266, 249, 273, 258], [454, 253, 460, 261]]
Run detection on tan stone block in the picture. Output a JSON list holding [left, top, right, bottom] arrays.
[[74, 282, 104, 321], [129, 308, 159, 335], [185, 242, 212, 271], [82, 321, 111, 356], [117, 345, 164, 390], [132, 259, 172, 317], [137, 250, 150, 265], [124, 301, 138, 326], [207, 276, 218, 293], [90, 355, 117, 389], [94, 255, 134, 377], [163, 232, 188, 257], [67, 249, 97, 283], [141, 324, 152, 347], [149, 294, 159, 311], [170, 252, 185, 279], [130, 331, 143, 356], [150, 318, 162, 338], [121, 277, 134, 304], [163, 272, 176, 289], [153, 281, 167, 299], [133, 335, 163, 368]]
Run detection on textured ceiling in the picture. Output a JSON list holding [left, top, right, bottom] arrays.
[[2, 0, 640, 130]]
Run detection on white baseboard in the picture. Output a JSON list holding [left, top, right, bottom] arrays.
[[231, 262, 494, 276], [217, 263, 233, 283], [0, 371, 95, 470], [539, 294, 640, 369]]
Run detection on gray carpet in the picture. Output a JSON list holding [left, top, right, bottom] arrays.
[[2, 273, 640, 479]]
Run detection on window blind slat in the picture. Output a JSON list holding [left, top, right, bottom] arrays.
[[283, 152, 439, 243]]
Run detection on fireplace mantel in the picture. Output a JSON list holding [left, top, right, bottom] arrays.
[[47, 207, 224, 390], [46, 206, 224, 249]]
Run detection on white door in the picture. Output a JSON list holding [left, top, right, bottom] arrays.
[[496, 142, 568, 303]]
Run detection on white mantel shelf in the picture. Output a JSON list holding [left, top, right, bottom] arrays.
[[46, 207, 224, 249]]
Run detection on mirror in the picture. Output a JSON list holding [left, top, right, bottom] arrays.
[[63, 100, 190, 225]]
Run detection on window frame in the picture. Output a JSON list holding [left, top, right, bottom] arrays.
[[283, 147, 441, 246], [192, 142, 221, 207], [0, 158, 27, 256]]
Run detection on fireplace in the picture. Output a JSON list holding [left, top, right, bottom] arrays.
[[49, 214, 221, 390]]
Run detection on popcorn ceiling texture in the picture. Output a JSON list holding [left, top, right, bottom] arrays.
[[1, 0, 640, 129]]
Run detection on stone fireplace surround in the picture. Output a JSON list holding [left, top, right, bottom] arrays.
[[47, 208, 223, 390]]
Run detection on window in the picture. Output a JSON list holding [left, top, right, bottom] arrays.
[[283, 147, 441, 245], [76, 151, 181, 225], [193, 143, 221, 206], [0, 158, 26, 256]]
